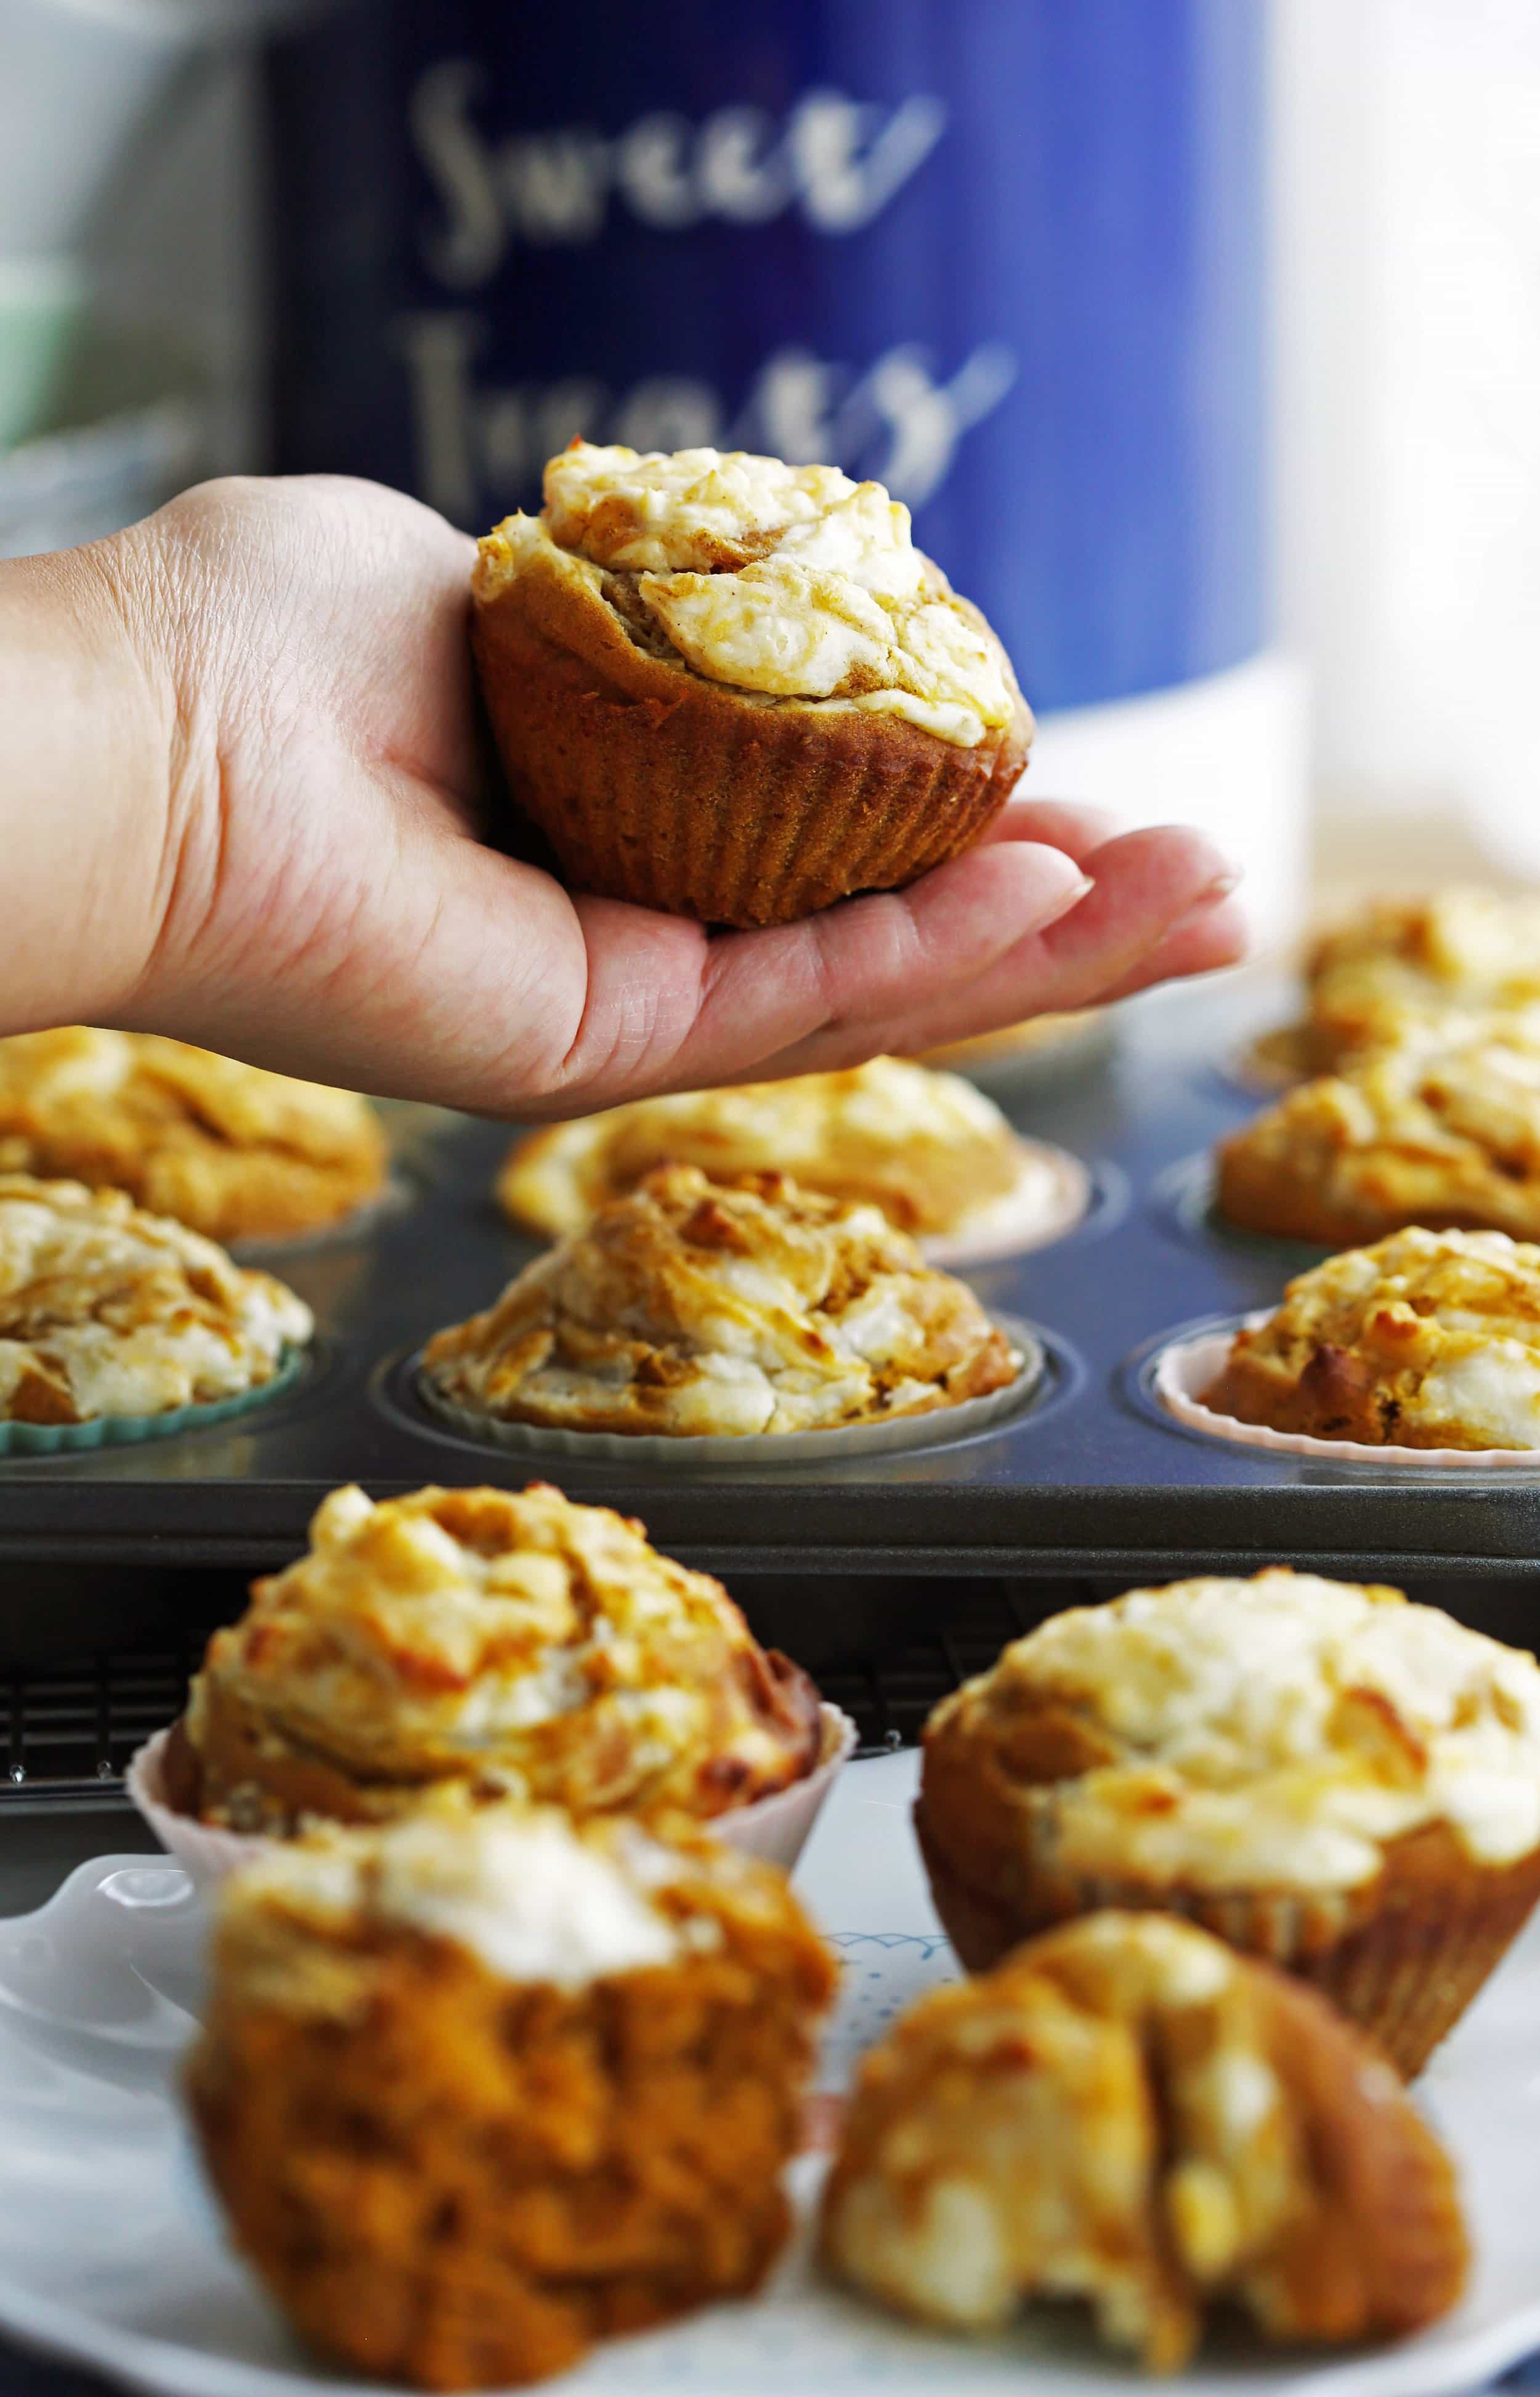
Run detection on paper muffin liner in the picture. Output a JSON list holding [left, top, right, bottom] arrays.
[[1153, 1314, 1540, 1468], [126, 1703, 857, 1889], [920, 1144, 1091, 1265], [0, 1344, 306, 1458], [916, 1796, 1540, 2079], [411, 1318, 1044, 1467]]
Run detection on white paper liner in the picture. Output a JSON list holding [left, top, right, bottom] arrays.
[[411, 1317, 1043, 1466], [920, 1142, 1092, 1264], [126, 1703, 858, 1889], [1155, 1313, 1540, 1468]]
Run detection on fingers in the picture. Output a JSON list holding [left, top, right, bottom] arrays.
[[979, 797, 1119, 862]]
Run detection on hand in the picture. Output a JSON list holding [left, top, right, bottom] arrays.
[[10, 476, 1245, 1114]]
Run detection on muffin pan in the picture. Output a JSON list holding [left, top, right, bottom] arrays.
[[8, 973, 1540, 1599]]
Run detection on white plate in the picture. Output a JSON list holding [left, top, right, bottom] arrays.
[[1, 1751, 1538, 2397]]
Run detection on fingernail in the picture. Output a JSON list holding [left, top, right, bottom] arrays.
[[1034, 870, 1094, 927], [1198, 866, 1242, 903]]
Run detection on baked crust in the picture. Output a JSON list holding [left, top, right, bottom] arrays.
[[471, 519, 1031, 927], [1217, 1026, 1540, 1246], [187, 1809, 836, 2391], [1288, 890, 1540, 1073], [914, 1567, 1540, 2072], [424, 1164, 1020, 1437], [496, 1058, 1029, 1241], [1202, 1224, 1540, 1448], [820, 1911, 1467, 2369], [178, 1480, 822, 1832], [0, 1028, 387, 1243], [0, 1173, 311, 1422]]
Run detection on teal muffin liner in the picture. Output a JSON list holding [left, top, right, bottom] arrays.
[[0, 1344, 307, 1458]]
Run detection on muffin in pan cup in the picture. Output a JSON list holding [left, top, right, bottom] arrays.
[[423, 1163, 1024, 1446], [186, 1799, 837, 2391], [128, 1479, 854, 1878], [496, 1056, 1089, 1266], [0, 1173, 311, 1446], [0, 1026, 387, 1246], [915, 1568, 1540, 2076], [821, 1910, 1467, 2371], [471, 440, 1033, 927]]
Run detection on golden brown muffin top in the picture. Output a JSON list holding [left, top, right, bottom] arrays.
[[476, 440, 1020, 747], [1302, 890, 1540, 1063], [208, 1795, 820, 2014], [425, 1164, 1021, 1437], [821, 1909, 1464, 2369], [187, 1480, 821, 1819], [497, 1058, 1031, 1241], [0, 1174, 310, 1423], [1215, 1224, 1540, 1451], [926, 1568, 1540, 1889], [0, 1027, 386, 1242]]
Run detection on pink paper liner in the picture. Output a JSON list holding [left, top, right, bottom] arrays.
[[126, 1703, 858, 1889], [1156, 1315, 1540, 1467], [920, 1141, 1092, 1265]]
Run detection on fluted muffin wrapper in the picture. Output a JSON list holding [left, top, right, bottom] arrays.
[[915, 1798, 1540, 2078], [920, 1144, 1091, 1265], [126, 1703, 857, 1888], [1155, 1316, 1540, 1467], [412, 1322, 1042, 1466], [0, 1344, 306, 1457]]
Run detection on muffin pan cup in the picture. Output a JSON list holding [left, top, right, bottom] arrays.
[[0, 1344, 307, 1458], [125, 1703, 858, 1885]]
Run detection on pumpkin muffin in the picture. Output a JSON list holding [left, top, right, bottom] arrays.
[[498, 1057, 1058, 1248], [1278, 890, 1540, 1076], [0, 1174, 310, 1426], [424, 1164, 1022, 1439], [821, 1910, 1467, 2371], [1217, 1023, 1540, 1246], [162, 1481, 823, 1835], [1202, 1224, 1540, 1449], [0, 1027, 387, 1244], [472, 441, 1032, 927], [917, 1568, 1540, 2074], [187, 1801, 836, 2390]]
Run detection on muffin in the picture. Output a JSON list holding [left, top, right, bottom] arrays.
[[0, 1026, 387, 1244], [187, 1801, 836, 2390], [1202, 1225, 1540, 1449], [0, 1174, 310, 1427], [1217, 1023, 1540, 1246], [163, 1480, 824, 1835], [917, 1007, 1108, 1077], [1289, 889, 1540, 1074], [821, 1910, 1467, 2371], [916, 1568, 1540, 2074], [471, 441, 1032, 927], [497, 1057, 1057, 1249], [423, 1164, 1021, 1439]]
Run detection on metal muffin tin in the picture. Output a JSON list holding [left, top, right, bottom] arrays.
[[8, 973, 1540, 1591]]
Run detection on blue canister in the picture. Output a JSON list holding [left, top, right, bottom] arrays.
[[267, 1, 1302, 933]]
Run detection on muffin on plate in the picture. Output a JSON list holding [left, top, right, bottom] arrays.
[[471, 440, 1032, 927], [1217, 1023, 1540, 1246], [916, 1568, 1540, 2074], [161, 1481, 824, 1835], [187, 1801, 836, 2391], [0, 1174, 310, 1428], [1202, 1225, 1540, 1449], [497, 1057, 1070, 1254], [821, 1910, 1467, 2371], [424, 1164, 1022, 1440], [0, 1026, 387, 1244]]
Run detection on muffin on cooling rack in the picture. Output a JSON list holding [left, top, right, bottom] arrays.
[[0, 1174, 310, 1429], [472, 440, 1032, 926], [187, 1801, 836, 2391], [821, 1910, 1467, 2371], [0, 1026, 387, 1244], [162, 1481, 825, 1835], [1202, 1224, 1540, 1449], [916, 1567, 1540, 2075], [497, 1055, 1070, 1252], [1217, 1022, 1540, 1246], [424, 1164, 1023, 1439]]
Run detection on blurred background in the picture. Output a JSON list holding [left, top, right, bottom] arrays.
[[0, 0, 1533, 949]]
